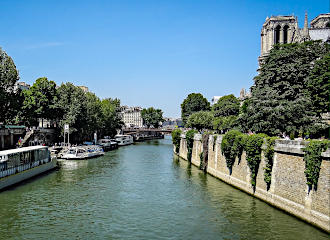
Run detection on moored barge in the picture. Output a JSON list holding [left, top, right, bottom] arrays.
[[0, 146, 57, 191]]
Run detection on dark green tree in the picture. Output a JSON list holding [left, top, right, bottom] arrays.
[[55, 82, 88, 142], [21, 77, 58, 126], [141, 107, 164, 128], [85, 92, 103, 139], [306, 52, 330, 116], [212, 94, 240, 133], [186, 111, 213, 131], [0, 48, 20, 123], [100, 98, 123, 137], [240, 41, 329, 136], [181, 93, 210, 126], [212, 94, 240, 117]]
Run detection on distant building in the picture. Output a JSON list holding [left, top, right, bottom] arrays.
[[78, 86, 89, 93], [239, 88, 251, 101], [211, 96, 222, 105], [121, 106, 143, 128], [14, 82, 30, 92], [259, 12, 330, 65], [162, 118, 183, 129]]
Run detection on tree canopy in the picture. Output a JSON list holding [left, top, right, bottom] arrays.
[[141, 107, 163, 128], [212, 94, 240, 133], [212, 94, 240, 117], [186, 111, 214, 131], [21, 77, 58, 126], [306, 52, 330, 116], [100, 98, 123, 137], [181, 93, 210, 126], [0, 48, 20, 123], [240, 41, 329, 136]]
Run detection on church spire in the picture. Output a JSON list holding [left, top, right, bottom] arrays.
[[303, 11, 309, 37]]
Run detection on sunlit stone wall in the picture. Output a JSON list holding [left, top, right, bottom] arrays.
[[176, 134, 330, 232]]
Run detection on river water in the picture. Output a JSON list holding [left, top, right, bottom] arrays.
[[0, 136, 327, 239]]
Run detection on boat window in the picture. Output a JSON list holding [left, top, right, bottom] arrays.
[[38, 149, 48, 160]]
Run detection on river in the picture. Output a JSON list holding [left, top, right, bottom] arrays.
[[0, 136, 327, 239]]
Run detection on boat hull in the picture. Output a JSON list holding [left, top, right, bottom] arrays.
[[0, 159, 57, 191]]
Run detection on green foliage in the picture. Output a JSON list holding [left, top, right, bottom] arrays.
[[213, 135, 217, 151], [54, 82, 88, 141], [264, 136, 278, 189], [85, 92, 103, 139], [212, 95, 240, 133], [244, 134, 266, 188], [240, 41, 330, 136], [199, 151, 204, 170], [0, 48, 20, 123], [100, 98, 123, 138], [186, 129, 197, 162], [171, 129, 182, 153], [186, 111, 213, 131], [213, 115, 238, 133], [289, 132, 295, 140], [306, 52, 330, 116], [181, 93, 210, 126], [22, 77, 58, 125], [303, 140, 329, 190], [141, 107, 164, 128], [221, 130, 244, 173], [212, 94, 240, 117]]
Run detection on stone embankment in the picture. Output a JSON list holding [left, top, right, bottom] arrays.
[[175, 133, 330, 232]]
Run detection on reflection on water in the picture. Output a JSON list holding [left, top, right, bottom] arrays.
[[0, 136, 327, 240]]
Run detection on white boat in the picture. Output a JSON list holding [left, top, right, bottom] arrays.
[[61, 146, 104, 160], [114, 135, 134, 146], [0, 146, 57, 191], [97, 139, 118, 151]]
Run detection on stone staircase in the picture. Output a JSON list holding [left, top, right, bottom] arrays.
[[20, 130, 34, 147]]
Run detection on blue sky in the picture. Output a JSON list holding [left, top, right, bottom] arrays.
[[1, 0, 329, 117]]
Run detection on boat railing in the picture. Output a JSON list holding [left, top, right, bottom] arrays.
[[0, 156, 51, 179]]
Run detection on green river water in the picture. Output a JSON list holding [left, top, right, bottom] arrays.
[[0, 136, 328, 239]]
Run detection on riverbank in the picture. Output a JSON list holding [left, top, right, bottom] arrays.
[[0, 137, 328, 239], [175, 133, 330, 232]]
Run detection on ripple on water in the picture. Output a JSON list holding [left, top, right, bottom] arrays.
[[0, 137, 328, 240]]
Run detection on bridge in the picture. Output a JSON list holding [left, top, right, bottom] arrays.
[[123, 128, 173, 135]]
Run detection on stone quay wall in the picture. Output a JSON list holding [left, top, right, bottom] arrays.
[[176, 133, 330, 232]]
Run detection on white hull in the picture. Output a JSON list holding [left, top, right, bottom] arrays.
[[114, 135, 134, 146], [0, 159, 57, 191], [117, 141, 133, 146]]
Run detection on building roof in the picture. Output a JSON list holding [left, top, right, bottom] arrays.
[[310, 13, 330, 25]]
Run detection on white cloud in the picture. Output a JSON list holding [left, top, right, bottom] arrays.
[[25, 42, 65, 50]]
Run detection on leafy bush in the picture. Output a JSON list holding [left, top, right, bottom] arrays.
[[171, 129, 182, 153], [186, 129, 197, 162], [244, 134, 266, 189], [199, 152, 204, 170], [264, 136, 278, 189], [221, 130, 243, 173], [303, 140, 329, 191], [186, 111, 214, 131]]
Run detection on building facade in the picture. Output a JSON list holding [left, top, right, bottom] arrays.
[[120, 106, 143, 128], [259, 13, 330, 64], [14, 82, 30, 92], [211, 96, 222, 105]]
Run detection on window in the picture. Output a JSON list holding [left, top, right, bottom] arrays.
[[274, 25, 281, 44], [283, 25, 289, 43]]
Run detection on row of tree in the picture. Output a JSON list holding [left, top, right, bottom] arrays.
[[181, 40, 329, 138], [0, 47, 123, 143]]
